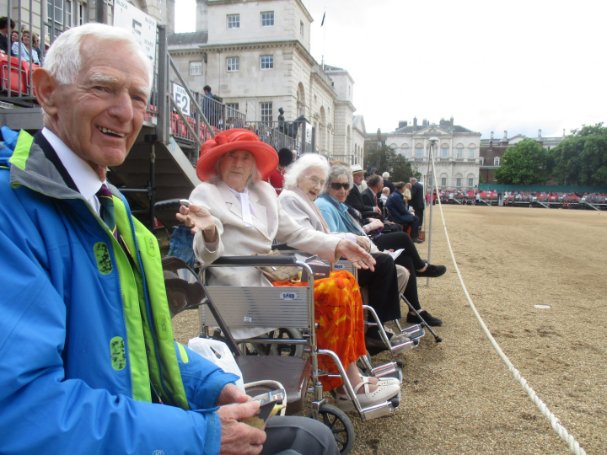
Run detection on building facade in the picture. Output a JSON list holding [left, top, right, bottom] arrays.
[[382, 118, 481, 191], [166, 0, 364, 162]]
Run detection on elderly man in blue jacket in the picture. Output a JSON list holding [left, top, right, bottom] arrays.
[[0, 23, 337, 455]]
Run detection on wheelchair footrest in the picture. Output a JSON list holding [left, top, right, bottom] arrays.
[[390, 337, 419, 354], [358, 395, 400, 421], [369, 361, 401, 380], [399, 324, 425, 341]]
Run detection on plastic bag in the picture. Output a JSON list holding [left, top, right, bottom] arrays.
[[188, 337, 245, 391]]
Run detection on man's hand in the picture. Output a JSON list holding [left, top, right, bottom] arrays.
[[336, 239, 375, 271], [373, 206, 381, 214], [362, 218, 384, 234], [217, 383, 249, 406], [217, 401, 266, 455], [176, 203, 217, 242]]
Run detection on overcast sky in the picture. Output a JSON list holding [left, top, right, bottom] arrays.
[[175, 0, 606, 139]]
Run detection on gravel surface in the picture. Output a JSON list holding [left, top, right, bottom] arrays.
[[171, 205, 607, 455]]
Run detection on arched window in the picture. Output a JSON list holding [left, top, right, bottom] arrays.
[[455, 173, 463, 188], [440, 173, 448, 188], [494, 156, 501, 166], [467, 173, 475, 188]]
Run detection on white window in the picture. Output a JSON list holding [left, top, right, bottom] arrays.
[[468, 145, 476, 159], [415, 144, 424, 159], [260, 102, 273, 125], [441, 176, 447, 187], [494, 156, 501, 166], [468, 177, 474, 187], [261, 11, 274, 27], [260, 55, 274, 69], [48, 0, 73, 38], [456, 177, 462, 188], [226, 56, 240, 72], [227, 14, 240, 29], [189, 61, 202, 76], [479, 156, 484, 166]]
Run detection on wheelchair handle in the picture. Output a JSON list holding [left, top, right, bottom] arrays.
[[213, 255, 298, 266]]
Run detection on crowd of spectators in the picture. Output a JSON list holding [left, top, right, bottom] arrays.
[[438, 189, 607, 208]]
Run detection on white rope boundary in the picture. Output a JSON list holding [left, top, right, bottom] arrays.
[[427, 155, 587, 455]]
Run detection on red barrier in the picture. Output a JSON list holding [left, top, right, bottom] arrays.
[[0, 53, 39, 95]]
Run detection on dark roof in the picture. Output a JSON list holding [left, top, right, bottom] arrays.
[[168, 31, 208, 46]]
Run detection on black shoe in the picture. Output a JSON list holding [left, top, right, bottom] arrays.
[[365, 331, 394, 355], [416, 264, 446, 278], [406, 310, 443, 327]]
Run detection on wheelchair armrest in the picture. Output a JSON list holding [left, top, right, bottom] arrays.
[[213, 255, 298, 266]]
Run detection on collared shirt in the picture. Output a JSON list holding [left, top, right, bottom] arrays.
[[41, 128, 105, 215], [226, 185, 254, 227]]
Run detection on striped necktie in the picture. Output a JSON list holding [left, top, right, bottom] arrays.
[[97, 184, 119, 240]]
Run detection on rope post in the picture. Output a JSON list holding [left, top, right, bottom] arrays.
[[425, 137, 438, 286]]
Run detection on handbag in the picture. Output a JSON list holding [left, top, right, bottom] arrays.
[[188, 337, 245, 391], [255, 250, 302, 282]]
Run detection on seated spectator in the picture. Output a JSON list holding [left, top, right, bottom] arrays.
[[278, 154, 413, 353], [382, 171, 395, 194], [346, 164, 379, 219], [178, 129, 400, 411], [315, 162, 446, 327], [11, 30, 40, 64], [0, 17, 15, 54], [386, 181, 421, 242], [362, 174, 402, 233]]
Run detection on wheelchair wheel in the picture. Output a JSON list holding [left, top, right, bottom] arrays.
[[312, 403, 355, 454]]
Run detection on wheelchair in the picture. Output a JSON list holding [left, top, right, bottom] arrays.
[[163, 254, 402, 454]]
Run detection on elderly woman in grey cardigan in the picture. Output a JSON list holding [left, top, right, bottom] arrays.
[[278, 154, 410, 345]]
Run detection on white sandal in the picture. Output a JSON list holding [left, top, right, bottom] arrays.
[[335, 379, 400, 412]]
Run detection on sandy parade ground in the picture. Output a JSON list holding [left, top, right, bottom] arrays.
[[171, 204, 606, 455]]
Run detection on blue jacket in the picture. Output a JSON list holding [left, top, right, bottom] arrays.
[[0, 130, 237, 454], [386, 191, 414, 224]]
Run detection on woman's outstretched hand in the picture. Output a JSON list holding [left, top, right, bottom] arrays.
[[176, 203, 218, 242], [335, 239, 376, 271]]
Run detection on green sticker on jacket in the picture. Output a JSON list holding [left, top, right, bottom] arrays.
[[110, 336, 126, 371], [94, 242, 113, 274]]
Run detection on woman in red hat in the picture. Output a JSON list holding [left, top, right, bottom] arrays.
[[177, 129, 400, 411]]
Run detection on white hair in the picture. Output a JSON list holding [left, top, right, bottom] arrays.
[[43, 23, 152, 88], [283, 153, 330, 190], [382, 171, 390, 179]]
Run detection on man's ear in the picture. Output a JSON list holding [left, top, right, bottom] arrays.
[[32, 68, 59, 116]]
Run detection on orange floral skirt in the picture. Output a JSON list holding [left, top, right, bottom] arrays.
[[273, 270, 366, 390]]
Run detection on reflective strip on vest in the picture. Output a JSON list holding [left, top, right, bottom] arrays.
[[113, 195, 189, 410]]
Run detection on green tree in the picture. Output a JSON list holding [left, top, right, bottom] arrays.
[[364, 138, 414, 182], [496, 139, 550, 184], [551, 123, 607, 186]]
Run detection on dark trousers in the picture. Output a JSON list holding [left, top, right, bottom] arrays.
[[356, 253, 401, 324], [373, 232, 426, 310]]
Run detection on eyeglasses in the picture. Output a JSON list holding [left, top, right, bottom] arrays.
[[330, 182, 350, 190]]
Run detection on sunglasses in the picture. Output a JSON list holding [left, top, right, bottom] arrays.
[[330, 182, 350, 190]]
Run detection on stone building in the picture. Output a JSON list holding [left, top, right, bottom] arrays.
[[166, 0, 364, 162], [382, 117, 481, 191]]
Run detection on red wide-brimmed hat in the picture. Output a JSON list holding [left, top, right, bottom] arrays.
[[196, 129, 278, 181]]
